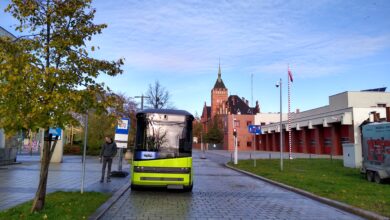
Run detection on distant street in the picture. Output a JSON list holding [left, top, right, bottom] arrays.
[[101, 151, 362, 219]]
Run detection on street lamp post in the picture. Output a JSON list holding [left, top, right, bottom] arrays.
[[276, 78, 283, 171], [233, 117, 238, 165], [200, 132, 206, 159], [200, 118, 211, 159], [81, 110, 88, 194]]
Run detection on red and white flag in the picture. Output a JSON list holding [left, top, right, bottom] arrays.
[[288, 68, 293, 82]]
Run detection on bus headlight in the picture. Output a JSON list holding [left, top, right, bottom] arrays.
[[181, 167, 190, 173], [134, 166, 144, 172]]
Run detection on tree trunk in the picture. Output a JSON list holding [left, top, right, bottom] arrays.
[[30, 129, 57, 212], [29, 129, 33, 156]]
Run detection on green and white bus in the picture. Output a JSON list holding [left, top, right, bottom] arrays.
[[130, 109, 194, 191]]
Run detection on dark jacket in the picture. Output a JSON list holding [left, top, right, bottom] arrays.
[[100, 141, 117, 157]]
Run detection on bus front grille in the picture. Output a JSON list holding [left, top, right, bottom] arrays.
[[134, 166, 191, 174], [140, 177, 184, 181]]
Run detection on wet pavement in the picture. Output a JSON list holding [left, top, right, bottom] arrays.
[[101, 151, 362, 220], [0, 154, 130, 211]]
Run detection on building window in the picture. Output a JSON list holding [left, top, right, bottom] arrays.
[[324, 138, 332, 146], [378, 103, 387, 107], [237, 141, 240, 147], [234, 120, 240, 127], [247, 141, 252, 147], [261, 122, 266, 126]]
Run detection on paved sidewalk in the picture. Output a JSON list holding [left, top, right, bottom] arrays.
[[0, 154, 130, 211]]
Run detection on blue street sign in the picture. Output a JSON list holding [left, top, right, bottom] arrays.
[[248, 125, 262, 135], [115, 118, 130, 135], [49, 127, 62, 140]]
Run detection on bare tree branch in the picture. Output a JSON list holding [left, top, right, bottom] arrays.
[[145, 80, 171, 109]]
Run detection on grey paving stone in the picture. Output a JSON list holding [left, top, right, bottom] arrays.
[[100, 151, 363, 220]]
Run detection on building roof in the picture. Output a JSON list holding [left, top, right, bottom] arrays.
[[0, 26, 16, 39], [227, 95, 257, 115], [206, 106, 211, 117], [213, 62, 227, 89], [361, 87, 387, 92], [201, 105, 211, 119]]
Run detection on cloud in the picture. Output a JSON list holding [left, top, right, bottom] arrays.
[[90, 0, 390, 78]]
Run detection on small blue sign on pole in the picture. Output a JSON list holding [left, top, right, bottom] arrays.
[[49, 127, 62, 140], [248, 125, 262, 135], [115, 118, 130, 135], [115, 118, 130, 148], [114, 118, 131, 176]]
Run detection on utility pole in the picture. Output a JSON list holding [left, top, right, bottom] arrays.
[[134, 94, 150, 110], [276, 78, 283, 171], [251, 73, 253, 109], [251, 73, 255, 167]]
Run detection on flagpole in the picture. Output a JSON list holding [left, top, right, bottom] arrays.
[[288, 66, 292, 160]]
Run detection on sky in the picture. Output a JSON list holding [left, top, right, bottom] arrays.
[[1, 0, 390, 116]]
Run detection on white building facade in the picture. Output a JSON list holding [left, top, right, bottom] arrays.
[[257, 91, 390, 167]]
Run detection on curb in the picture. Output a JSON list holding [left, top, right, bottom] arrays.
[[88, 182, 131, 220], [225, 163, 389, 220]]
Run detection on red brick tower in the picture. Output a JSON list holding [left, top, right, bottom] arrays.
[[211, 62, 228, 118]]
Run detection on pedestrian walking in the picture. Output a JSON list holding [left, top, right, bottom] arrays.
[[99, 136, 117, 183]]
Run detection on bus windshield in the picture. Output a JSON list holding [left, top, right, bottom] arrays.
[[134, 113, 192, 160]]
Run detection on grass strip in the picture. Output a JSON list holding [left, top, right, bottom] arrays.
[[229, 159, 390, 217], [0, 191, 110, 220]]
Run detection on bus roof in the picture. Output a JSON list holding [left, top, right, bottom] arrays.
[[137, 109, 193, 117]]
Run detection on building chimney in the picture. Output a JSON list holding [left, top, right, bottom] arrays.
[[296, 109, 300, 114]]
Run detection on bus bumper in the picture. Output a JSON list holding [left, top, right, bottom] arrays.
[[131, 172, 192, 188]]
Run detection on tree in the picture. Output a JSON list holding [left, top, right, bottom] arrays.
[[145, 80, 171, 109], [112, 93, 137, 146], [84, 110, 116, 155], [85, 93, 137, 154], [192, 120, 203, 142], [0, 0, 123, 212], [205, 117, 223, 144]]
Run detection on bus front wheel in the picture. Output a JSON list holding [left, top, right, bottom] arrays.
[[130, 184, 139, 191], [184, 184, 193, 192]]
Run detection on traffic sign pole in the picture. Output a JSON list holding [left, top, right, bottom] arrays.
[[253, 134, 256, 167], [248, 125, 262, 168], [234, 135, 238, 165], [118, 148, 123, 171], [111, 118, 130, 177]]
